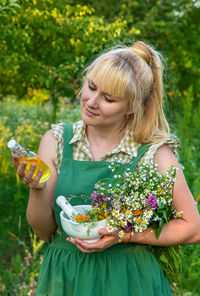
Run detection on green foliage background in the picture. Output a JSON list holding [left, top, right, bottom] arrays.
[[0, 0, 200, 295]]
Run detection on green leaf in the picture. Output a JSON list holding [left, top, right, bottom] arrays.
[[162, 210, 168, 221], [160, 255, 169, 264], [0, 0, 7, 6], [10, 3, 20, 9], [155, 219, 164, 239]]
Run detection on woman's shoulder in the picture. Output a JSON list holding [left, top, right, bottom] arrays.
[[51, 120, 84, 141], [139, 135, 181, 167], [51, 122, 64, 141], [40, 128, 58, 144]]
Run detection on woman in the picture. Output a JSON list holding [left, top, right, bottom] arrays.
[[13, 41, 200, 296]]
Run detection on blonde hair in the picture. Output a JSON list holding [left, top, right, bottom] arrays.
[[84, 41, 170, 144]]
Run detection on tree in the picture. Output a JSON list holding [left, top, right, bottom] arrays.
[[0, 0, 139, 120]]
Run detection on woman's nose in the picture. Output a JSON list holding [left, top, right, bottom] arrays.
[[87, 93, 99, 108]]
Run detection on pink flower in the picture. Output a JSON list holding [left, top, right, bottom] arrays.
[[146, 195, 157, 208], [26, 260, 30, 266]]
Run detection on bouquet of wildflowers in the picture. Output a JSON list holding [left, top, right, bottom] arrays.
[[88, 161, 181, 239], [73, 161, 183, 289]]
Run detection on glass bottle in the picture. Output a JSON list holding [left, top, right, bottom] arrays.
[[7, 139, 51, 183]]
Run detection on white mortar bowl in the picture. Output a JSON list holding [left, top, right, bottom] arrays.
[[60, 205, 107, 243]]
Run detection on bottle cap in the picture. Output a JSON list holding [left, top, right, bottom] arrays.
[[7, 139, 17, 149]]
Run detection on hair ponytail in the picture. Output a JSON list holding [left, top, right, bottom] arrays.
[[129, 41, 170, 143]]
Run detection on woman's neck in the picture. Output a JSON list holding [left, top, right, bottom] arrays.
[[86, 125, 124, 161]]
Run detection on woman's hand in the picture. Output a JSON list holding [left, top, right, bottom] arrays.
[[66, 228, 131, 253], [12, 153, 46, 190]]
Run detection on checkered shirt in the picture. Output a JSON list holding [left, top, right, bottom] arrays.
[[51, 121, 180, 175]]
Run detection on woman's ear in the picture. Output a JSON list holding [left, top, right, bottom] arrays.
[[126, 99, 140, 116], [126, 104, 134, 116], [126, 108, 134, 116]]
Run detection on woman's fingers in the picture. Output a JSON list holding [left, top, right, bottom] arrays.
[[22, 163, 36, 180], [29, 170, 44, 188], [68, 238, 94, 253], [67, 235, 118, 253], [16, 161, 27, 180], [11, 153, 45, 189], [98, 228, 118, 237], [71, 238, 104, 253], [11, 152, 20, 170]]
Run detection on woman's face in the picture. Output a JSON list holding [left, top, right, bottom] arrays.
[[81, 78, 133, 130]]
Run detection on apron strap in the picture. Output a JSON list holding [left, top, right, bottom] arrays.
[[63, 123, 73, 159], [129, 143, 151, 170]]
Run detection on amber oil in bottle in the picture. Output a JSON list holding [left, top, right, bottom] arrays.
[[7, 139, 51, 183]]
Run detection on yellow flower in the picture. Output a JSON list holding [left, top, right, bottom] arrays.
[[113, 210, 119, 216], [125, 210, 131, 216], [141, 224, 147, 229], [144, 211, 152, 217], [118, 230, 124, 238], [196, 196, 200, 202], [107, 225, 114, 232], [121, 221, 126, 227], [176, 211, 183, 218], [135, 226, 142, 232]]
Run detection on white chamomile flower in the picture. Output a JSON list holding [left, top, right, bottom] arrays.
[[175, 211, 183, 218], [118, 230, 124, 239], [114, 196, 120, 201], [121, 220, 127, 228], [125, 210, 132, 218], [107, 225, 114, 232], [134, 225, 143, 233], [153, 216, 161, 222], [141, 220, 148, 230], [112, 210, 120, 217], [144, 209, 153, 219], [161, 197, 167, 205], [134, 216, 141, 224], [141, 225, 148, 230], [141, 219, 148, 226]]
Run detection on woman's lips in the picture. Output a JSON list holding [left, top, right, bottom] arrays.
[[85, 107, 98, 117]]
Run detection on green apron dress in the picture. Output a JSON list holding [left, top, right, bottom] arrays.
[[36, 123, 173, 296]]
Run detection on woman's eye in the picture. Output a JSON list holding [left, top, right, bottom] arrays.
[[88, 84, 96, 91], [105, 96, 114, 103]]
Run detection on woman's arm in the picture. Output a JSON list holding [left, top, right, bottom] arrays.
[[129, 144, 200, 245], [14, 130, 58, 240]]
